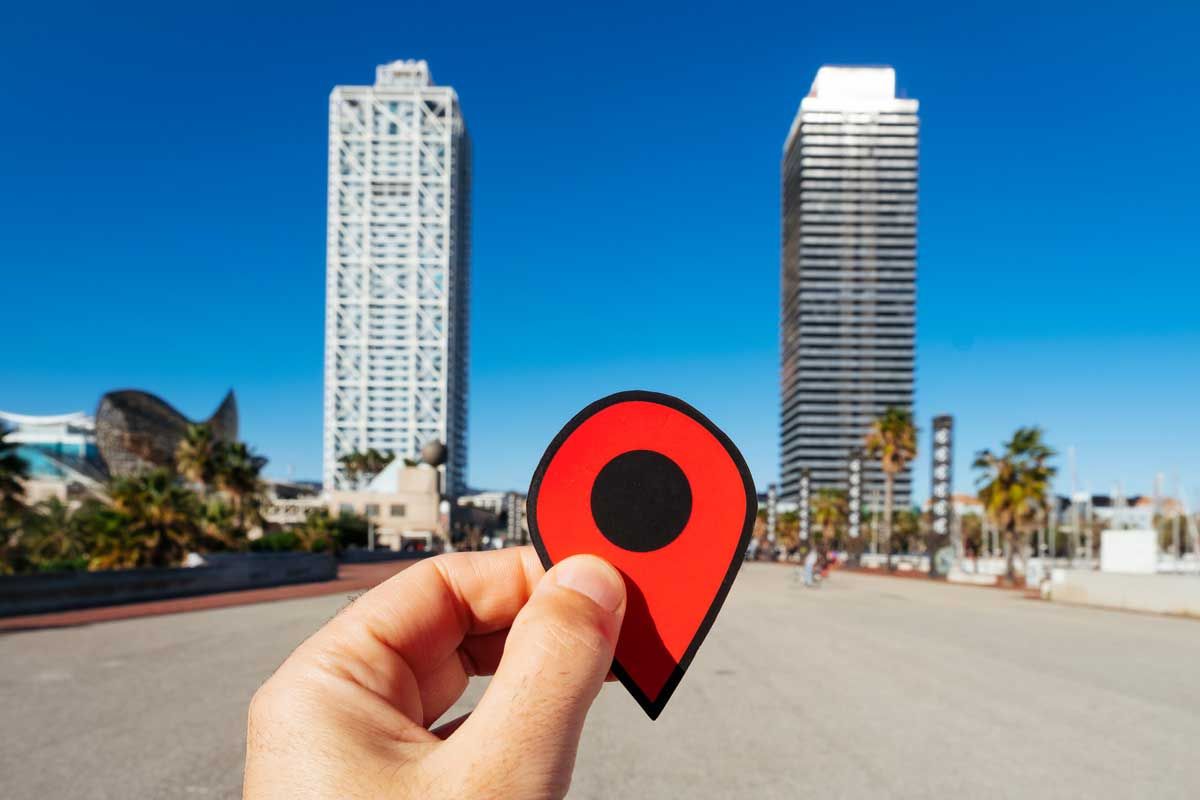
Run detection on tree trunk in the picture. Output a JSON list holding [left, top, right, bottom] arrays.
[[883, 471, 895, 571], [1015, 528, 1029, 579], [1004, 526, 1017, 583]]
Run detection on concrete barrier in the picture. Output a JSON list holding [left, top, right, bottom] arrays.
[[0, 552, 337, 617], [947, 568, 998, 586], [339, 548, 436, 564], [1049, 569, 1200, 618], [859, 553, 931, 572]]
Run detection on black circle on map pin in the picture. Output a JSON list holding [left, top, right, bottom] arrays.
[[527, 390, 756, 719]]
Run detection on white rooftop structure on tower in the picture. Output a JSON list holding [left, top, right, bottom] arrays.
[[375, 59, 433, 88], [810, 66, 895, 101], [785, 66, 918, 150]]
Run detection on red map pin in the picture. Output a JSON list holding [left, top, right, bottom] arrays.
[[527, 391, 756, 719]]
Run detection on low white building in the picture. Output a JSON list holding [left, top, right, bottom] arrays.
[[327, 462, 442, 550], [261, 480, 326, 529]]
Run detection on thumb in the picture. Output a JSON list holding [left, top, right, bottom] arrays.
[[445, 555, 626, 797]]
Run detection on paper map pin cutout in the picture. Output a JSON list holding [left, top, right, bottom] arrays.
[[527, 391, 756, 719]]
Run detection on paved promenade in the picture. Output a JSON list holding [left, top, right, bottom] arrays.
[[2, 564, 1197, 798]]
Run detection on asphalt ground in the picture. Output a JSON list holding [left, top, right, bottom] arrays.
[[2, 563, 1197, 798]]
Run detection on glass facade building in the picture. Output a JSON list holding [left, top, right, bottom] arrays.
[[0, 410, 103, 481], [780, 66, 918, 505], [323, 60, 471, 495]]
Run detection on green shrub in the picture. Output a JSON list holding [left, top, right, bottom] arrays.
[[36, 556, 90, 573], [250, 531, 302, 552], [333, 513, 369, 549]]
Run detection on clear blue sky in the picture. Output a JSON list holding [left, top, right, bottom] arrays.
[[3, 1, 1199, 501]]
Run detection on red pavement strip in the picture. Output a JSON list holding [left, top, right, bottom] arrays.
[[0, 561, 419, 633]]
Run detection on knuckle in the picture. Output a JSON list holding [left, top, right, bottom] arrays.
[[247, 680, 282, 733], [247, 682, 272, 722]]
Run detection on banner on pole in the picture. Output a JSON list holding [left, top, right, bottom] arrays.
[[928, 415, 954, 578]]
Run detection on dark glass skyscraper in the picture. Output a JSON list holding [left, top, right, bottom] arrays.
[[781, 66, 918, 505]]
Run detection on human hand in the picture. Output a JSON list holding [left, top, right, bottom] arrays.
[[243, 546, 627, 799]]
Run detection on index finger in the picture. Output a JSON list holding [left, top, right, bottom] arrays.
[[336, 546, 545, 674], [292, 545, 546, 728], [336, 547, 619, 689]]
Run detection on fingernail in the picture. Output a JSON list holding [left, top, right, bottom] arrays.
[[548, 556, 625, 613]]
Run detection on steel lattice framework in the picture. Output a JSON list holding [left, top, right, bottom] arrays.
[[323, 60, 470, 494]]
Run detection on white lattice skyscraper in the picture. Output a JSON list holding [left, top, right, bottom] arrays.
[[323, 60, 471, 494]]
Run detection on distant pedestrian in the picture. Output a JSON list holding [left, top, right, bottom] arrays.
[[803, 548, 819, 587]]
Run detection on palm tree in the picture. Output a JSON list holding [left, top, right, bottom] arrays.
[[293, 508, 337, 552], [362, 448, 393, 480], [890, 507, 922, 555], [107, 469, 201, 567], [864, 407, 918, 570], [176, 423, 221, 487], [973, 427, 1057, 582], [0, 424, 30, 521], [22, 497, 89, 568], [959, 513, 984, 558], [0, 427, 31, 573], [74, 497, 139, 570], [338, 451, 364, 486], [774, 511, 800, 553], [338, 448, 394, 488], [214, 441, 265, 536], [811, 488, 848, 552], [199, 495, 240, 550]]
